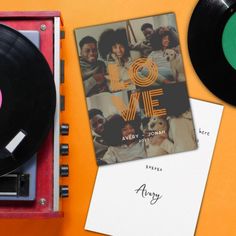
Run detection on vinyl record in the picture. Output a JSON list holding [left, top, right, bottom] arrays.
[[0, 24, 56, 176], [188, 0, 236, 105]]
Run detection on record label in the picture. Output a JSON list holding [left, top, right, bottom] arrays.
[[222, 12, 236, 70]]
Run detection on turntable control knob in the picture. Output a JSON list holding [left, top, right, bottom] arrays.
[[60, 144, 69, 156], [60, 123, 69, 135], [60, 30, 65, 39], [60, 165, 69, 177], [60, 185, 69, 198]]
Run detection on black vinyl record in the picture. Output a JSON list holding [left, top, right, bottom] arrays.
[[188, 0, 236, 106], [0, 24, 56, 176]]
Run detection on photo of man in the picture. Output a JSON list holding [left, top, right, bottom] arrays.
[[88, 108, 108, 165], [79, 36, 109, 97], [130, 23, 154, 57]]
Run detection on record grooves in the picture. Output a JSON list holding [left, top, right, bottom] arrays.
[[188, 0, 236, 106], [0, 24, 56, 176]]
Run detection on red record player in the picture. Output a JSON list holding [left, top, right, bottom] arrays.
[[0, 11, 69, 218]]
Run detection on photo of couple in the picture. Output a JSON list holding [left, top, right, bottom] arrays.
[[87, 91, 196, 165], [75, 13, 197, 165]]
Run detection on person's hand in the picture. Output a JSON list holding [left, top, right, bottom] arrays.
[[98, 84, 108, 92], [110, 53, 120, 64], [93, 72, 105, 84], [150, 132, 168, 145], [129, 42, 135, 50], [159, 131, 168, 139], [141, 42, 151, 49], [163, 80, 176, 84], [158, 26, 171, 35], [163, 26, 171, 32]]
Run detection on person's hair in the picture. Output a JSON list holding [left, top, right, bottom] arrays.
[[98, 28, 130, 60], [88, 109, 103, 120], [159, 83, 190, 117], [103, 114, 142, 146], [150, 27, 179, 50], [79, 36, 97, 49], [141, 23, 153, 31]]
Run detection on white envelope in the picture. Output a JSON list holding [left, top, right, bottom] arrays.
[[85, 99, 223, 236]]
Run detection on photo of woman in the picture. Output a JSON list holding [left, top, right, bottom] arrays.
[[98, 28, 136, 91], [148, 26, 180, 84]]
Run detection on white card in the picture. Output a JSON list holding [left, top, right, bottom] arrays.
[[85, 99, 223, 236]]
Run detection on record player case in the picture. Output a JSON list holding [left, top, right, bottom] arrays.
[[0, 11, 65, 218]]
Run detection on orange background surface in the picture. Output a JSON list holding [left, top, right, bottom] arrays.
[[0, 0, 236, 235]]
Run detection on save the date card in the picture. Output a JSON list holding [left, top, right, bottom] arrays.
[[75, 13, 197, 165]]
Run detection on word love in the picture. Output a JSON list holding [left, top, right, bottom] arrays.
[[108, 58, 167, 121], [134, 184, 162, 205]]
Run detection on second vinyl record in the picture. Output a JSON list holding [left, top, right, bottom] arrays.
[[0, 24, 56, 176], [188, 0, 236, 106]]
